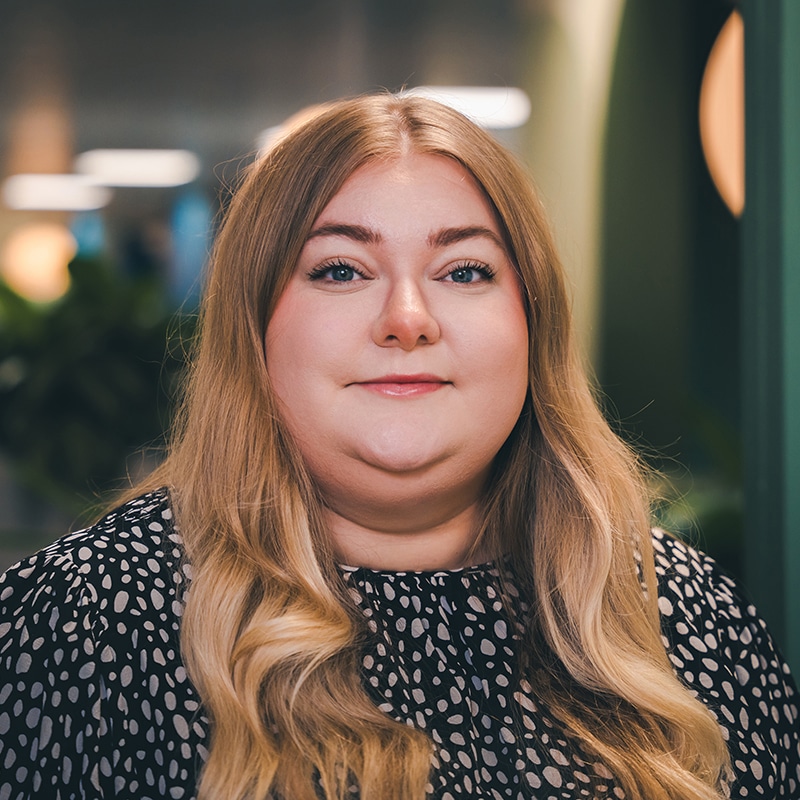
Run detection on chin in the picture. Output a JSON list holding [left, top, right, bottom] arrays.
[[359, 449, 447, 476]]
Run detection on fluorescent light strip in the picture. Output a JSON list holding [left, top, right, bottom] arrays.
[[400, 86, 531, 129], [2, 174, 112, 211], [75, 149, 201, 187]]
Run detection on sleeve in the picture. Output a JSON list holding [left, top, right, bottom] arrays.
[[0, 550, 108, 800], [655, 532, 800, 798], [711, 571, 800, 797]]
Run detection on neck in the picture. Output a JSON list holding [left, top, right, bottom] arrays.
[[325, 501, 489, 571]]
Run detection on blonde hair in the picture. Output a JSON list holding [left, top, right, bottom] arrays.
[[142, 94, 731, 799]]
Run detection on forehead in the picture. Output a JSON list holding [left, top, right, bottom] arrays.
[[312, 153, 499, 230]]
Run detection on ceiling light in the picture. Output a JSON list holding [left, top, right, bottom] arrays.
[[400, 86, 531, 129], [74, 149, 201, 187], [2, 174, 112, 211]]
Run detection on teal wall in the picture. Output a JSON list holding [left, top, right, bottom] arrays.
[[601, 0, 800, 671], [741, 0, 800, 672]]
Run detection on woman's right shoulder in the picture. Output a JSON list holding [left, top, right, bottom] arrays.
[[0, 490, 206, 800], [0, 488, 186, 618]]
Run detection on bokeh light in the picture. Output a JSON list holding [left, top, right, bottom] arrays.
[[0, 222, 77, 302], [699, 10, 744, 217]]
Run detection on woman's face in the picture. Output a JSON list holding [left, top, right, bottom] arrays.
[[265, 153, 529, 544]]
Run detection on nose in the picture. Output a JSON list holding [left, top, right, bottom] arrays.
[[372, 280, 441, 350]]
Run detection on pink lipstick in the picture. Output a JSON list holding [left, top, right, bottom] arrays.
[[354, 374, 449, 397]]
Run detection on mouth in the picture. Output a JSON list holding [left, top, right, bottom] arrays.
[[352, 374, 450, 398]]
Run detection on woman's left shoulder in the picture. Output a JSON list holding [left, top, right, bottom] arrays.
[[651, 529, 800, 796], [651, 528, 743, 621], [650, 528, 790, 652], [650, 527, 788, 676]]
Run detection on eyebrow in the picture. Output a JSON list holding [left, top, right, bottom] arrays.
[[426, 225, 505, 250], [306, 223, 381, 244], [306, 223, 505, 250]]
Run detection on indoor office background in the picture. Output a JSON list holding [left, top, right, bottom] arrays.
[[1, 0, 797, 667]]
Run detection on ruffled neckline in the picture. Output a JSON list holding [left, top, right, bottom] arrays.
[[337, 557, 501, 580]]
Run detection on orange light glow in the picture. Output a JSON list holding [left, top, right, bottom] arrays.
[[699, 10, 744, 217], [0, 222, 76, 302]]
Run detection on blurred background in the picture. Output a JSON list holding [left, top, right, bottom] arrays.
[[0, 0, 746, 575]]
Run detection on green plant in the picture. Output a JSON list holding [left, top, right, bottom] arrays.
[[0, 257, 194, 514]]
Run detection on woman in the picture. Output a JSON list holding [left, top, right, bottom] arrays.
[[0, 94, 798, 800]]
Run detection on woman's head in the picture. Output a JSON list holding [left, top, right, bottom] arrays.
[[193, 95, 575, 553], [264, 150, 530, 568]]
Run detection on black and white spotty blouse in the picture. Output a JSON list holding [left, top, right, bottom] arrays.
[[1, 490, 798, 799]]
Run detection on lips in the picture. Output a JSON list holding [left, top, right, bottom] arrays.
[[353, 374, 450, 397]]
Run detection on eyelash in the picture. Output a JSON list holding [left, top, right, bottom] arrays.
[[444, 261, 497, 283], [307, 260, 367, 282], [305, 259, 497, 283]]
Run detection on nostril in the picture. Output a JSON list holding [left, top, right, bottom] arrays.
[[371, 289, 441, 349]]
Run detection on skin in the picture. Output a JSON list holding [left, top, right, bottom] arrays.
[[265, 153, 529, 570]]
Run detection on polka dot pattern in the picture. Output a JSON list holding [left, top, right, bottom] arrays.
[[1, 491, 798, 799], [341, 563, 623, 799], [652, 531, 800, 798], [342, 530, 800, 798], [0, 492, 208, 800]]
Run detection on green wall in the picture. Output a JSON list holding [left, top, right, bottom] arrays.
[[601, 0, 743, 572], [741, 0, 800, 671]]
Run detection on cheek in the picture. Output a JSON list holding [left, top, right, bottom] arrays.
[[264, 289, 314, 408], [496, 337, 530, 422], [483, 302, 530, 431], [470, 297, 529, 387], [264, 301, 292, 393], [265, 288, 354, 422]]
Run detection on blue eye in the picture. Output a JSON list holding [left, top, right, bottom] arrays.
[[329, 265, 356, 281], [308, 261, 362, 282], [450, 267, 477, 283], [445, 263, 496, 284]]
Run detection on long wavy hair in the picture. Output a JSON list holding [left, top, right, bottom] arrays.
[[142, 94, 731, 799]]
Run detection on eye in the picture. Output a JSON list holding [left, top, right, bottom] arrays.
[[328, 264, 357, 282], [442, 262, 496, 284], [307, 260, 365, 283]]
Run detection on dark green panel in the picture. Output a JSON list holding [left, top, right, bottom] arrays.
[[600, 0, 744, 577], [741, 0, 800, 671], [600, 0, 694, 456], [784, 2, 800, 667]]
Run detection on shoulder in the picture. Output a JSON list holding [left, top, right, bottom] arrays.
[[650, 527, 783, 677], [2, 488, 183, 593], [51, 486, 179, 567], [0, 489, 204, 800], [0, 488, 188, 646], [650, 528, 770, 650], [651, 529, 800, 796], [651, 528, 740, 620]]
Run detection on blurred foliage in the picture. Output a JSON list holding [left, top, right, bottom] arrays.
[[653, 476, 743, 580], [0, 257, 195, 514], [651, 399, 744, 580]]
